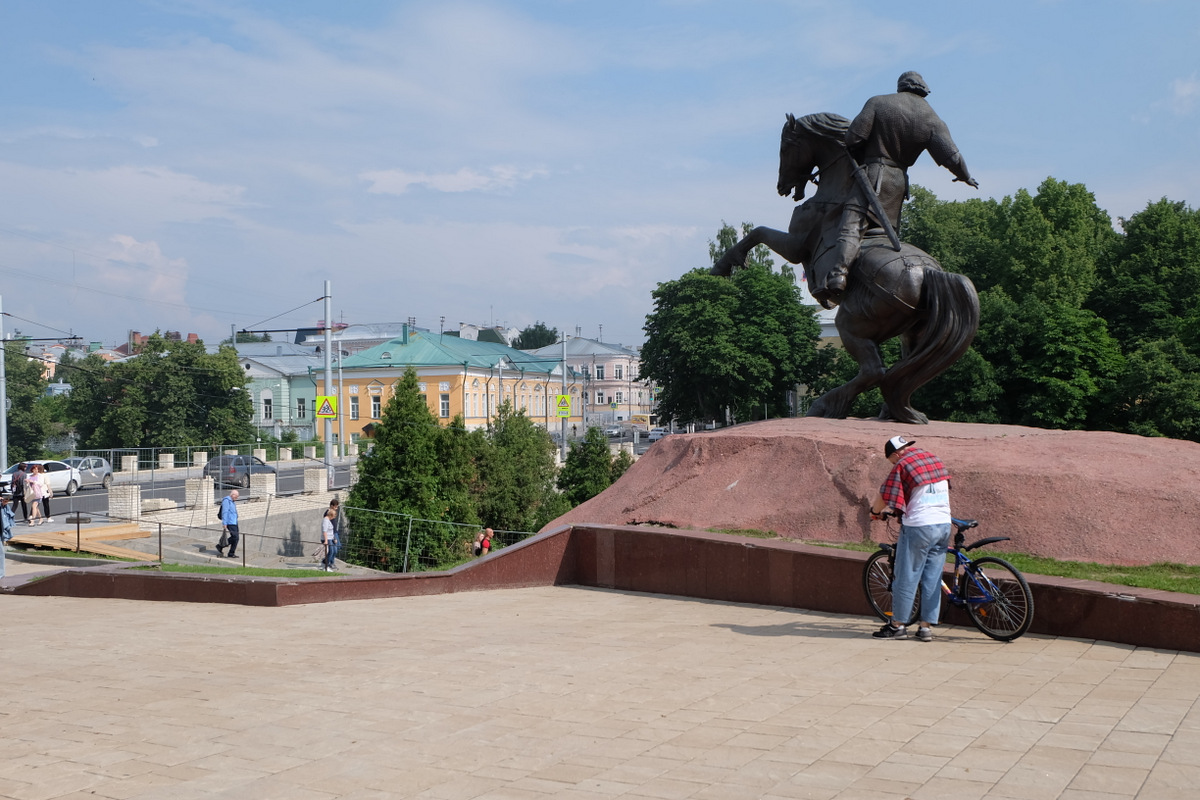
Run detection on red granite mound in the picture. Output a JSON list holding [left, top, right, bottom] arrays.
[[549, 418, 1200, 566]]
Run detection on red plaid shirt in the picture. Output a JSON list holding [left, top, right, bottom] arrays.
[[879, 447, 950, 514]]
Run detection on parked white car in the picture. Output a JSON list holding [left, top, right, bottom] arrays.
[[647, 427, 670, 442], [0, 460, 83, 496]]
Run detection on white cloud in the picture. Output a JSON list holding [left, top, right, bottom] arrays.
[[360, 165, 548, 195], [1171, 74, 1200, 114]]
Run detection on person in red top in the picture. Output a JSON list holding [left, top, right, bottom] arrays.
[[869, 435, 952, 642]]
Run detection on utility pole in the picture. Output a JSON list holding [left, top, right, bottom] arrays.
[[0, 294, 8, 472], [323, 281, 334, 488], [560, 334, 568, 459]]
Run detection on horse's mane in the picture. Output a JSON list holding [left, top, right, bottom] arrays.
[[790, 112, 851, 143]]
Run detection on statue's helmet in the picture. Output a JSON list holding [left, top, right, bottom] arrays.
[[897, 71, 930, 97]]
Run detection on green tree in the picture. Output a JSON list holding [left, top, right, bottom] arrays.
[[899, 179, 1123, 429], [514, 322, 559, 350], [221, 331, 272, 345], [347, 368, 445, 568], [642, 224, 821, 424], [1101, 336, 1200, 440], [610, 448, 634, 482], [477, 401, 567, 532], [557, 427, 616, 505], [709, 221, 775, 273], [434, 415, 484, 525], [4, 343, 52, 461], [1091, 199, 1200, 351], [62, 334, 252, 449]]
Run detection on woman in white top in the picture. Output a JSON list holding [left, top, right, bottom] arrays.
[[27, 465, 46, 526]]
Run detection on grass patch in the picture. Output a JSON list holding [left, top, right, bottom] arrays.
[[998, 554, 1200, 595], [134, 563, 346, 578], [796, 538, 1200, 596], [708, 528, 779, 539]]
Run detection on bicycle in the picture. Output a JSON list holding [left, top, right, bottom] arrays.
[[862, 514, 1035, 641]]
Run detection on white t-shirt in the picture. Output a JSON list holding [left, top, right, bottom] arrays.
[[322, 516, 335, 543], [903, 479, 951, 527]]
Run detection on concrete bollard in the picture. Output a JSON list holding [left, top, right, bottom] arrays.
[[249, 472, 277, 498], [158, 453, 175, 470], [303, 468, 326, 494], [224, 449, 238, 456], [120, 455, 138, 475], [253, 448, 267, 462], [303, 446, 317, 460], [193, 451, 208, 468], [278, 448, 292, 462], [186, 476, 214, 510], [110, 484, 142, 522], [346, 443, 358, 458]]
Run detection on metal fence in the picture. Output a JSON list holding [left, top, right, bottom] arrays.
[[24, 495, 534, 575], [70, 441, 344, 473], [338, 506, 530, 573]]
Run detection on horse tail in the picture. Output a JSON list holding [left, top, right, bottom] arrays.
[[879, 268, 979, 415]]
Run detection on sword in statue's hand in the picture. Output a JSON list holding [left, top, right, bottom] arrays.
[[849, 158, 902, 252]]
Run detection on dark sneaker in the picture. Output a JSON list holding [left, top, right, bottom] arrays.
[[872, 623, 908, 639], [916, 627, 933, 642]]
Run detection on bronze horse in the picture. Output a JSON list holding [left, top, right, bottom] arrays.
[[711, 112, 979, 424]]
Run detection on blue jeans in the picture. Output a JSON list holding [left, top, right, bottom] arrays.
[[325, 540, 339, 569], [892, 523, 951, 626], [226, 524, 240, 557]]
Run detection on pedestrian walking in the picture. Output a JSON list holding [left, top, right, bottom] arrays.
[[12, 463, 28, 523], [218, 489, 240, 558]]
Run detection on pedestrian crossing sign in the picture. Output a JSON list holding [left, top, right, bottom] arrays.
[[556, 394, 571, 418], [315, 396, 338, 418]]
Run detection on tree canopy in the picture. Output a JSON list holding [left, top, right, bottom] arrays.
[[514, 321, 559, 350], [909, 180, 1200, 440], [63, 333, 253, 449], [641, 222, 822, 424]]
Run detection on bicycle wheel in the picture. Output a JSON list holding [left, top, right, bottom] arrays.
[[963, 556, 1034, 641], [863, 550, 919, 625]]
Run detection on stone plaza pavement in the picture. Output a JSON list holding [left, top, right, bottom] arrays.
[[2, 579, 1199, 799]]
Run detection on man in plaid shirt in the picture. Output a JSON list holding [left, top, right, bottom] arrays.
[[869, 436, 952, 641]]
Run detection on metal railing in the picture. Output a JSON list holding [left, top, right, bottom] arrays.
[[8, 496, 534, 576]]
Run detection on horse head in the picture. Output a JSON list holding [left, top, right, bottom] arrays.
[[778, 112, 852, 202]]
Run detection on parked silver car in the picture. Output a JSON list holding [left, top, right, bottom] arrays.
[[62, 456, 114, 489], [0, 460, 83, 496]]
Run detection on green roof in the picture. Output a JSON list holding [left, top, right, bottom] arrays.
[[340, 331, 561, 375]]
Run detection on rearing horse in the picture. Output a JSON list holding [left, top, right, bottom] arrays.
[[711, 113, 979, 425]]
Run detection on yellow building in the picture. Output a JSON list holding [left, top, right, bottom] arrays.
[[315, 329, 582, 443]]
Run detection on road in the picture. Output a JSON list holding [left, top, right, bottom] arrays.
[[41, 464, 357, 519]]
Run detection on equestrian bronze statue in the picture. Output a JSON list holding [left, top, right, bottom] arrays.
[[711, 74, 980, 425]]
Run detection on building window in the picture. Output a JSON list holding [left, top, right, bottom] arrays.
[[440, 393, 450, 418], [595, 364, 605, 380], [615, 365, 623, 380], [350, 397, 359, 420], [616, 391, 623, 404], [372, 396, 382, 419], [350, 433, 360, 443], [262, 398, 272, 421], [296, 398, 306, 419], [595, 390, 605, 405]]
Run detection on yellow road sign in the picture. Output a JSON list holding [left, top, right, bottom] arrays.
[[556, 394, 571, 418], [315, 395, 338, 418]]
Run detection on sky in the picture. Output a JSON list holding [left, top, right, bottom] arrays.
[[0, 0, 1197, 350]]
